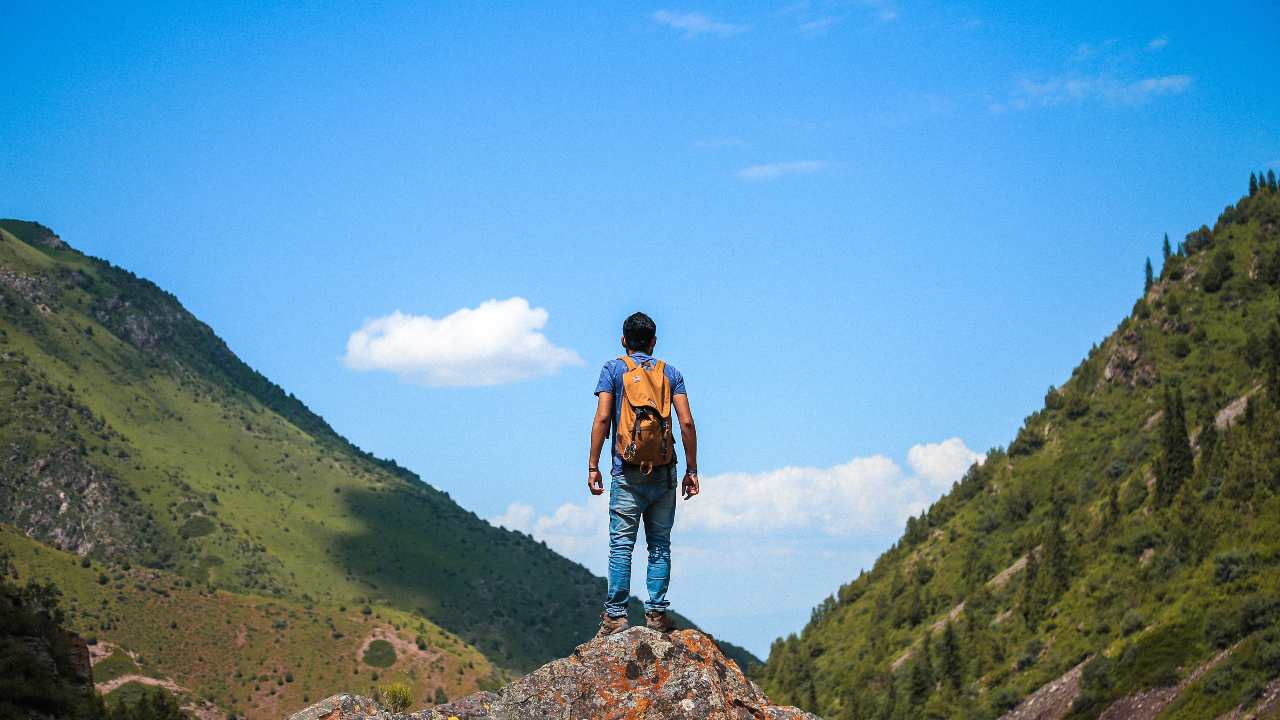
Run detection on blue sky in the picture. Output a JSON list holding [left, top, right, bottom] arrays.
[[3, 1, 1277, 657]]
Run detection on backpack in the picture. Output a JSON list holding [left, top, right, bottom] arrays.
[[615, 355, 675, 472]]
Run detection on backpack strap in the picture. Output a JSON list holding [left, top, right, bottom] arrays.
[[619, 355, 638, 371]]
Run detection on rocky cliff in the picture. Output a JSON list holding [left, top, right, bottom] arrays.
[[287, 628, 820, 720]]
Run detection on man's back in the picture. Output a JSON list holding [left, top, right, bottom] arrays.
[[586, 312, 699, 636]]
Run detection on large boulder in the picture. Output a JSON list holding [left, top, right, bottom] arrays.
[[288, 628, 821, 720]]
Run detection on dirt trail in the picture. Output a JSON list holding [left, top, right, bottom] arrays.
[[95, 674, 186, 696]]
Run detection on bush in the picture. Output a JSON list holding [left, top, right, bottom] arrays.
[[363, 639, 396, 668], [380, 682, 413, 713], [1202, 250, 1234, 293], [1213, 551, 1251, 584], [1122, 610, 1146, 636]]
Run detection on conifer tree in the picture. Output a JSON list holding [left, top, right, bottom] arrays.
[[1269, 169, 1278, 191], [909, 634, 935, 706], [1268, 325, 1280, 400], [1250, 172, 1259, 195], [939, 621, 963, 692], [1145, 257, 1154, 292], [1162, 233, 1172, 262], [1105, 483, 1120, 527], [1019, 549, 1044, 628], [1156, 385, 1194, 506], [1040, 517, 1070, 596], [1198, 406, 1219, 470]]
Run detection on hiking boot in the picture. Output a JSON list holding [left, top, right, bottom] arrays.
[[645, 610, 675, 633], [596, 613, 629, 637]]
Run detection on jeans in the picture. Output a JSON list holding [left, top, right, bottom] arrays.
[[604, 464, 677, 618]]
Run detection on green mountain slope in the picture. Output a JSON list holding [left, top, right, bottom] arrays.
[[757, 182, 1280, 720], [0, 523, 495, 719], [0, 220, 759, 682]]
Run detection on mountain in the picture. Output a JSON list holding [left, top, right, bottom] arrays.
[[756, 181, 1280, 720], [0, 219, 758, 716]]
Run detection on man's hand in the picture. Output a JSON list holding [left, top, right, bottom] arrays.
[[682, 470, 700, 500], [588, 468, 605, 495]]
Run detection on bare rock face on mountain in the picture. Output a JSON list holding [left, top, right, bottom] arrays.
[[287, 628, 821, 720]]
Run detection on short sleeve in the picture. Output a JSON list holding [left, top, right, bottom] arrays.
[[668, 366, 687, 396], [594, 361, 615, 396]]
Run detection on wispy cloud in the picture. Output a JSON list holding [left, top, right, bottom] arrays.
[[857, 0, 898, 23], [693, 137, 748, 149], [652, 10, 749, 38], [1146, 36, 1169, 51], [342, 297, 582, 387], [737, 160, 834, 181], [993, 73, 1192, 112], [797, 16, 843, 35]]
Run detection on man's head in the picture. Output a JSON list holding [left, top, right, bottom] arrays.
[[621, 312, 657, 354]]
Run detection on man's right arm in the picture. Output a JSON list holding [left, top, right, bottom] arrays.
[[587, 392, 612, 495]]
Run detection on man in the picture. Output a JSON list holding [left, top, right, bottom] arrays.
[[588, 311, 699, 636]]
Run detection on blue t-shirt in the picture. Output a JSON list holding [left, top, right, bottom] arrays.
[[594, 352, 687, 477]]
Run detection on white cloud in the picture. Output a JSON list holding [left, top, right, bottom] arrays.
[[652, 10, 749, 38], [1001, 73, 1192, 110], [737, 160, 833, 181], [1146, 36, 1168, 51], [489, 438, 983, 656], [907, 437, 985, 491], [342, 297, 582, 387], [490, 437, 984, 558]]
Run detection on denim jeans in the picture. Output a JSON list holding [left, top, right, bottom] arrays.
[[604, 464, 676, 618]]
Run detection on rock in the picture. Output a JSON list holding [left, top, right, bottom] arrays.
[[286, 628, 821, 720]]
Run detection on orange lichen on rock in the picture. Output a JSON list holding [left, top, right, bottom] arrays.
[[287, 628, 821, 720]]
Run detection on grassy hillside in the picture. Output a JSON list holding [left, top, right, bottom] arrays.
[[0, 219, 759, 687], [757, 181, 1280, 719], [1, 524, 494, 718]]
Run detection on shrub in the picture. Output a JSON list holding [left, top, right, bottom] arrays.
[[1213, 551, 1251, 584], [380, 682, 413, 713], [363, 639, 396, 668], [1202, 250, 1234, 293], [1122, 610, 1146, 636]]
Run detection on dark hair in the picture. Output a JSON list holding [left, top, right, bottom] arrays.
[[622, 312, 656, 351]]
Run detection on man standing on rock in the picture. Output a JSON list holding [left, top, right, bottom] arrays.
[[588, 311, 699, 637]]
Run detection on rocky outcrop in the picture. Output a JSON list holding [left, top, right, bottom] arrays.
[[286, 628, 820, 720], [0, 446, 147, 561], [1102, 329, 1156, 387]]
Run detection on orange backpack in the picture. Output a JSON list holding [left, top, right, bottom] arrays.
[[615, 356, 676, 472]]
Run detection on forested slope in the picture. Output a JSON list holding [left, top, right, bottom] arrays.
[[758, 175, 1280, 720]]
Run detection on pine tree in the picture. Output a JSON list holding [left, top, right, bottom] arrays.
[[1041, 517, 1070, 596], [1019, 549, 1044, 629], [1250, 172, 1259, 195], [1105, 483, 1120, 527], [1170, 476, 1203, 561], [909, 635, 935, 706], [939, 621, 963, 692], [1145, 257, 1154, 292], [1198, 406, 1219, 470], [1156, 385, 1194, 506], [1269, 169, 1278, 191], [1162, 233, 1172, 262], [1268, 325, 1280, 400]]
